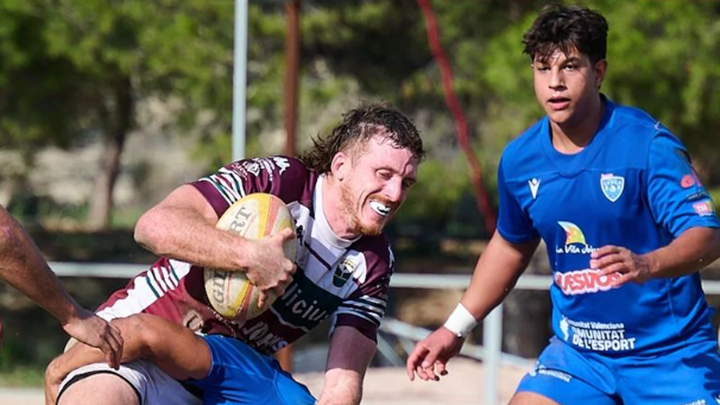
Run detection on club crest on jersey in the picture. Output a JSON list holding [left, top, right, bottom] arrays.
[[333, 258, 356, 287], [600, 173, 624, 202]]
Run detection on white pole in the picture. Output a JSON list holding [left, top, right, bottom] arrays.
[[232, 0, 248, 161], [484, 304, 503, 405]]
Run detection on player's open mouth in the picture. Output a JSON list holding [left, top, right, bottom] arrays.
[[548, 97, 570, 109], [370, 201, 391, 217]]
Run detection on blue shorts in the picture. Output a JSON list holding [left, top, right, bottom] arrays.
[[187, 335, 316, 405], [517, 336, 720, 404]]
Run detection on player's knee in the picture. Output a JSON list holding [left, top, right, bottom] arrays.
[[58, 373, 139, 405]]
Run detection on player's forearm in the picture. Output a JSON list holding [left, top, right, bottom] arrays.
[[318, 369, 363, 405], [0, 210, 81, 323], [644, 227, 720, 279], [461, 232, 539, 320]]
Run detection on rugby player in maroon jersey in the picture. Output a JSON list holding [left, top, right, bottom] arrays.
[[49, 104, 424, 405]]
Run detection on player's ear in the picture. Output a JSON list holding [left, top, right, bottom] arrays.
[[330, 151, 349, 181], [594, 59, 607, 89]]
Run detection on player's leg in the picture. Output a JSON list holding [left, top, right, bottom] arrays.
[[56, 359, 202, 405], [53, 314, 208, 405], [512, 338, 619, 405], [58, 373, 139, 405], [188, 334, 317, 405], [509, 391, 560, 405], [512, 370, 618, 405], [617, 337, 720, 403]]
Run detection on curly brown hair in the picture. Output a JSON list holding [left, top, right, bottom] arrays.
[[299, 104, 425, 174], [523, 4, 608, 64]]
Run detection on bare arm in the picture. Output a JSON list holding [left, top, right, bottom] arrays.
[[592, 226, 720, 285], [134, 185, 296, 302], [317, 326, 376, 405], [45, 314, 211, 404], [134, 185, 252, 271], [406, 231, 539, 381], [459, 231, 540, 319], [0, 206, 122, 366]]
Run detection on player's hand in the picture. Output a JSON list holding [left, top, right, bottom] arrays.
[[406, 327, 464, 382], [44, 356, 64, 405], [590, 245, 654, 287], [61, 308, 123, 369], [244, 227, 297, 308]]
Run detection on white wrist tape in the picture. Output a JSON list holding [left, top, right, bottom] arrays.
[[443, 303, 478, 338]]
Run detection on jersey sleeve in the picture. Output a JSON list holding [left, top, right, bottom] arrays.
[[329, 246, 394, 343], [647, 132, 719, 237], [190, 156, 300, 218], [496, 156, 540, 243]]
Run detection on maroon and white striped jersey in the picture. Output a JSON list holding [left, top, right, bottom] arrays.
[[97, 156, 394, 354]]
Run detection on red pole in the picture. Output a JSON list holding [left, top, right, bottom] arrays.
[[283, 0, 301, 157], [416, 0, 497, 235], [277, 0, 301, 373]]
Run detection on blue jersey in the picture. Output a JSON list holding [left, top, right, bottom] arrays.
[[497, 96, 719, 354]]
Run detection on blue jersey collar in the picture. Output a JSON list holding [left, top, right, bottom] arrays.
[[541, 95, 615, 177]]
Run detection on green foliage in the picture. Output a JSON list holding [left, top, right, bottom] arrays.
[[396, 157, 472, 232], [2, 0, 720, 228]]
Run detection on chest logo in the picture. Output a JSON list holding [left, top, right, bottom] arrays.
[[600, 173, 624, 202], [528, 178, 541, 200], [333, 258, 356, 287]]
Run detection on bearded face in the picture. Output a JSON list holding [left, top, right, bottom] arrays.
[[333, 135, 418, 239]]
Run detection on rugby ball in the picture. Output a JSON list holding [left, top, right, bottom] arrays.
[[204, 193, 296, 322]]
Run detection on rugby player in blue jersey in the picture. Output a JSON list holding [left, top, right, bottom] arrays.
[[407, 4, 720, 404]]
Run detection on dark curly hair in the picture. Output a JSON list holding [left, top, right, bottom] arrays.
[[522, 4, 608, 64], [299, 104, 425, 174]]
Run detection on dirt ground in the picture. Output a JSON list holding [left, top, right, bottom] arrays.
[[0, 359, 531, 405]]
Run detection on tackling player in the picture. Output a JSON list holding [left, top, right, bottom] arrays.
[[407, 5, 720, 404], [0, 206, 122, 367], [53, 104, 424, 405]]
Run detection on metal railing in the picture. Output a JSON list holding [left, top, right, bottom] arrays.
[[49, 262, 720, 405]]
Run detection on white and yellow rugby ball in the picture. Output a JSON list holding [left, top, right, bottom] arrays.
[[204, 193, 296, 322]]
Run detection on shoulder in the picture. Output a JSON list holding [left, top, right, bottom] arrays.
[[352, 234, 395, 274], [610, 101, 689, 168], [225, 156, 311, 181], [608, 101, 674, 146], [231, 156, 317, 200]]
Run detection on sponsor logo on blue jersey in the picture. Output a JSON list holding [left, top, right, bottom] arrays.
[[556, 222, 597, 255]]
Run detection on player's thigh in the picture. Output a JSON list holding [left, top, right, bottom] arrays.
[[515, 371, 618, 405], [509, 391, 560, 405], [58, 360, 201, 405], [58, 372, 139, 405], [618, 339, 720, 403]]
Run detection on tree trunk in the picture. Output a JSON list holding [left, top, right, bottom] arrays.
[[87, 77, 133, 231]]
